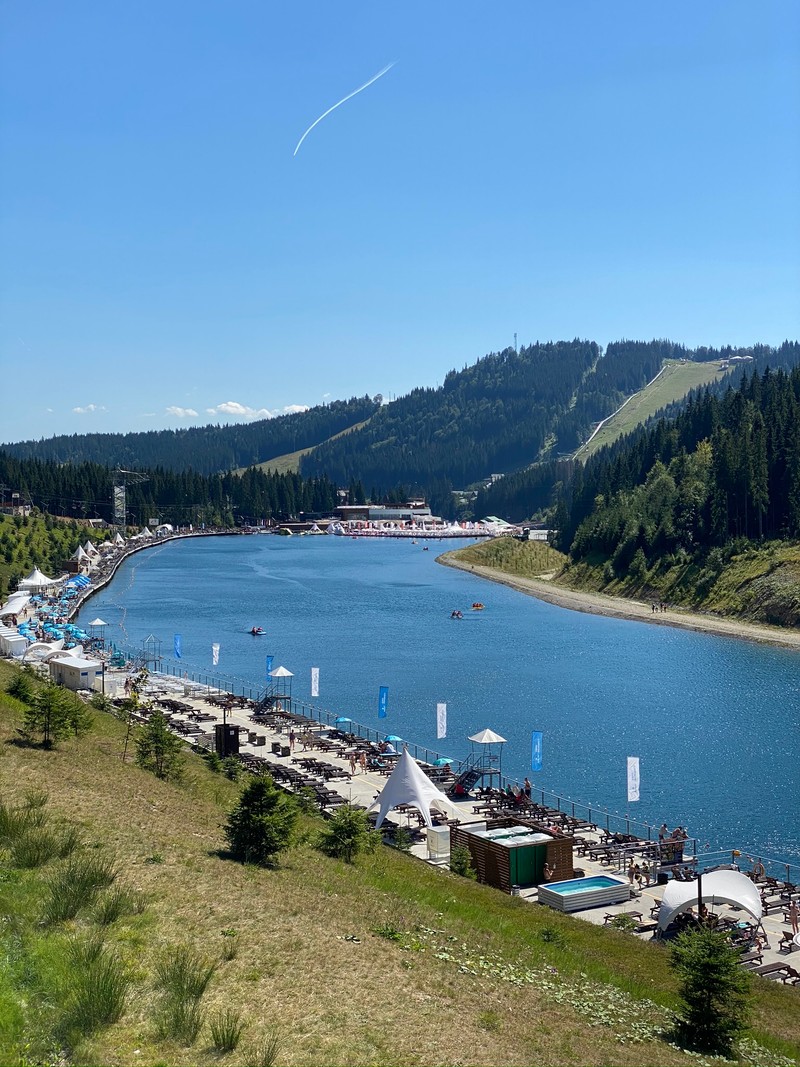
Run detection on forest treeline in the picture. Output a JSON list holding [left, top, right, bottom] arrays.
[[555, 360, 800, 578], [0, 452, 340, 529], [2, 397, 379, 476]]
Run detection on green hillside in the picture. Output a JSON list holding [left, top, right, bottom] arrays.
[[573, 360, 728, 462]]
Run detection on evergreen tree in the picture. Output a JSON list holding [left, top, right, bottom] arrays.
[[670, 928, 751, 1054], [223, 775, 298, 867], [134, 711, 185, 781], [21, 682, 92, 748], [315, 804, 377, 864]]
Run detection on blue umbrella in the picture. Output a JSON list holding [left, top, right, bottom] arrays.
[[334, 716, 352, 725], [384, 735, 403, 743], [433, 757, 454, 766]]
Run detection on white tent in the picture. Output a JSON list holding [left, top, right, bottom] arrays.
[[89, 617, 108, 628], [468, 728, 507, 745], [139, 527, 153, 539], [657, 870, 763, 931], [269, 666, 294, 678], [84, 540, 100, 556], [18, 566, 62, 591], [0, 593, 31, 617], [113, 532, 126, 546], [368, 747, 463, 829], [72, 545, 89, 561]]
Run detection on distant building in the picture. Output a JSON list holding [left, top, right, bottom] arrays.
[[335, 503, 434, 523], [49, 655, 103, 692]]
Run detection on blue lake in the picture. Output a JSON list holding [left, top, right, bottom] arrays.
[[78, 535, 800, 864]]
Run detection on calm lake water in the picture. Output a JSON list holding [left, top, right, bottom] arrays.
[[78, 535, 800, 864]]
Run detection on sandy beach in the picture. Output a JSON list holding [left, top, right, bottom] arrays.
[[438, 552, 800, 651]]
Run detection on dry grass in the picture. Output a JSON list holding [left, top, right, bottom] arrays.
[[0, 661, 798, 1066]]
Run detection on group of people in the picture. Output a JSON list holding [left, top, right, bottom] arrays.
[[658, 822, 689, 843], [627, 860, 652, 888]]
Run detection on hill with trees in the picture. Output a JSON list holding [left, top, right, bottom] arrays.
[[1, 396, 379, 476]]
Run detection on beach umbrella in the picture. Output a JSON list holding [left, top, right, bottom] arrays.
[[384, 735, 403, 743], [334, 716, 352, 725], [433, 757, 455, 766]]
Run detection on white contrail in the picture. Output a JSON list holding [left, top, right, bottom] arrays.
[[293, 62, 395, 157]]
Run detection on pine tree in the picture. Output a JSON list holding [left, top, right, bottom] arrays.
[[223, 775, 298, 867], [134, 710, 185, 781]]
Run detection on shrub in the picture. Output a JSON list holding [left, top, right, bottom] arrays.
[[209, 1007, 246, 1052], [6, 670, 35, 704], [391, 825, 413, 852], [94, 885, 138, 926], [221, 755, 242, 781], [449, 845, 477, 880], [135, 711, 185, 781], [224, 775, 298, 867], [669, 928, 751, 1054], [315, 804, 377, 865], [21, 682, 92, 748]]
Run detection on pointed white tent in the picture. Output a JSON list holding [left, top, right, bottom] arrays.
[[468, 728, 507, 745], [368, 747, 463, 829], [19, 566, 62, 591], [658, 870, 762, 930], [113, 532, 126, 546], [269, 666, 293, 678], [72, 545, 89, 561], [139, 527, 153, 539]]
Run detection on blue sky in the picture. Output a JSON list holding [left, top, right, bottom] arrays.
[[2, 0, 798, 442]]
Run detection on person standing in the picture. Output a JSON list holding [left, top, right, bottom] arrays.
[[789, 899, 799, 936]]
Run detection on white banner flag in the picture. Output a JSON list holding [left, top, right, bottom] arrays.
[[627, 756, 640, 803], [436, 702, 447, 739], [311, 667, 319, 697], [212, 642, 220, 667]]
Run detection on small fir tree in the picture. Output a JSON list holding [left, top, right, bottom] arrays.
[[670, 927, 751, 1054], [224, 775, 298, 867], [315, 804, 377, 864], [134, 711, 185, 781], [21, 682, 92, 748]]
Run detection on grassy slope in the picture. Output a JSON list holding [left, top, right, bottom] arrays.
[[233, 417, 374, 476], [1, 664, 798, 1067], [453, 538, 800, 630], [574, 361, 728, 462]]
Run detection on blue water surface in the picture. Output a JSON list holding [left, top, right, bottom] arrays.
[[78, 535, 800, 862]]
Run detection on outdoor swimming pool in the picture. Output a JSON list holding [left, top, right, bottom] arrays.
[[538, 875, 630, 912]]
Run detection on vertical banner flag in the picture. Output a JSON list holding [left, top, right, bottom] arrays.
[[627, 756, 640, 802], [212, 643, 220, 667], [174, 634, 182, 660], [378, 686, 388, 719], [436, 703, 447, 739], [531, 731, 543, 772], [266, 655, 274, 680], [311, 667, 319, 698]]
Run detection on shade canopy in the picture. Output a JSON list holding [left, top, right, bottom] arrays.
[[368, 747, 463, 829], [19, 566, 62, 590], [0, 593, 31, 616], [657, 870, 763, 931], [89, 618, 108, 627], [433, 756, 455, 766], [333, 716, 352, 724], [468, 728, 507, 744], [269, 666, 293, 678]]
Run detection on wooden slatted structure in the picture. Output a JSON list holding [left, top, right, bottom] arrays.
[[450, 817, 574, 894]]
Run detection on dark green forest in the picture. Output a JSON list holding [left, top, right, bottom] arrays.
[[1, 396, 378, 476], [556, 361, 800, 577], [0, 453, 339, 529]]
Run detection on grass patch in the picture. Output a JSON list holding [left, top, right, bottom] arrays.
[[41, 853, 117, 924], [209, 1006, 247, 1052], [451, 537, 567, 578]]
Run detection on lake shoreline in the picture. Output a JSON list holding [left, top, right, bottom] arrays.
[[437, 551, 800, 651]]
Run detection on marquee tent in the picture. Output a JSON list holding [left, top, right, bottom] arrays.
[[0, 593, 31, 617], [71, 545, 89, 561], [84, 540, 100, 556], [368, 747, 463, 829], [113, 533, 126, 546], [657, 870, 763, 931], [19, 567, 62, 591]]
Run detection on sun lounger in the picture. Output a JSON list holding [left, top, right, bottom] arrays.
[[752, 963, 794, 981]]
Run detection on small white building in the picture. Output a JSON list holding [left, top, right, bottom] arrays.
[[49, 655, 103, 692]]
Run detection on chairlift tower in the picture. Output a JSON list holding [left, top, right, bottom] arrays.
[[112, 469, 148, 528]]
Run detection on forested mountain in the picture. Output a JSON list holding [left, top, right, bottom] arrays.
[[0, 453, 338, 530], [476, 341, 800, 523], [557, 364, 800, 574], [2, 397, 378, 476]]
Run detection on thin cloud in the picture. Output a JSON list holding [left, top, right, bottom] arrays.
[[166, 405, 199, 418], [206, 401, 309, 421], [73, 403, 106, 415]]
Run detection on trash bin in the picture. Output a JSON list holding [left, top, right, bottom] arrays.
[[271, 741, 282, 755]]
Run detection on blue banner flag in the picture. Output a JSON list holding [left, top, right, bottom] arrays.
[[174, 634, 182, 660], [266, 655, 274, 680], [531, 731, 543, 772], [378, 686, 389, 719]]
